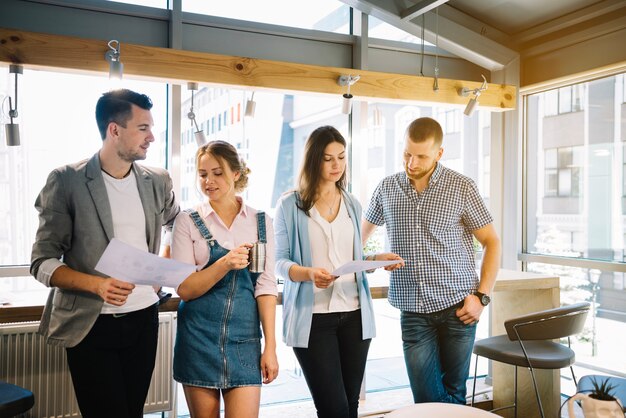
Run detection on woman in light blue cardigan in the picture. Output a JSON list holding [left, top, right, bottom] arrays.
[[274, 126, 402, 418]]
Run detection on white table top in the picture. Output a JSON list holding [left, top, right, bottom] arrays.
[[386, 402, 500, 417]]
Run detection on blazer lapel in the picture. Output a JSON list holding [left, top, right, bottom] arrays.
[[134, 164, 156, 250], [85, 153, 115, 242]]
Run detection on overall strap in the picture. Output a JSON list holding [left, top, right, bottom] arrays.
[[256, 211, 267, 243], [184, 209, 215, 245]]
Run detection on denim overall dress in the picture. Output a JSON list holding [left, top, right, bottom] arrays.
[[173, 210, 266, 388]]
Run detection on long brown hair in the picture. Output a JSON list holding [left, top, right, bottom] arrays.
[[296, 126, 347, 215]]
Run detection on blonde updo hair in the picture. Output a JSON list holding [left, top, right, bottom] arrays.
[[196, 140, 250, 192]]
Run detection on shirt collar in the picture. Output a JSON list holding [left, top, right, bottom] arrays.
[[402, 162, 443, 189], [202, 196, 248, 218], [430, 162, 443, 185]]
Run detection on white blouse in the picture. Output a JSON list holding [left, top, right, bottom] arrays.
[[308, 197, 360, 313]]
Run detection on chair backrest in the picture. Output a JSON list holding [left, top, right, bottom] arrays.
[[504, 302, 590, 341]]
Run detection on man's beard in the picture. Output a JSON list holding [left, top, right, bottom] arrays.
[[405, 161, 435, 181], [117, 148, 146, 162]]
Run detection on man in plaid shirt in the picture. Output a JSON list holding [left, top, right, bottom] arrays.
[[363, 117, 501, 404]]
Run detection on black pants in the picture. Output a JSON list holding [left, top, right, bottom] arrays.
[[66, 304, 159, 418], [293, 309, 371, 418]]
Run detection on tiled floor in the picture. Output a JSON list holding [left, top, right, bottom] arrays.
[[151, 378, 492, 418], [145, 363, 607, 417]]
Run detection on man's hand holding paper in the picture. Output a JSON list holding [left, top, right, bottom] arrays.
[[95, 238, 196, 289]]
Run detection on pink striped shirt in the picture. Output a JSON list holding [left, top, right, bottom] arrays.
[[171, 198, 278, 297]]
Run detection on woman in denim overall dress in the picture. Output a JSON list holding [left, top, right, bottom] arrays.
[[170, 141, 278, 418]]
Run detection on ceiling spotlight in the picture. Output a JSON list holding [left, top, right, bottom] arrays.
[[245, 92, 256, 118], [4, 64, 23, 146], [187, 82, 207, 147], [338, 75, 360, 115], [105, 40, 123, 82], [458, 74, 487, 116]]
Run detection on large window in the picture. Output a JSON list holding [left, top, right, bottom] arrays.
[[183, 0, 350, 34], [178, 88, 348, 214], [524, 71, 626, 376], [0, 67, 168, 266]]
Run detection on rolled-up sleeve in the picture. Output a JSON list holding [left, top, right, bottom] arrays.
[[30, 169, 73, 286]]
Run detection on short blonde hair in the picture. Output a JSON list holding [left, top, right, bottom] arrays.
[[406, 117, 443, 148]]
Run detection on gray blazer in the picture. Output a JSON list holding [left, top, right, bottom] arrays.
[[30, 152, 179, 347]]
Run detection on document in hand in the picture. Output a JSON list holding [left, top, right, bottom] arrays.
[[95, 238, 196, 288], [331, 259, 400, 276]]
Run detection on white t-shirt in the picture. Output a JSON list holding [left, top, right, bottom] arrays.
[[308, 197, 360, 314], [100, 170, 158, 314]]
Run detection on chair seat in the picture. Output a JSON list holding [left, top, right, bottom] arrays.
[[474, 335, 575, 369], [0, 381, 35, 418]]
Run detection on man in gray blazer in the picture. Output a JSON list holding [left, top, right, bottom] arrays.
[[31, 89, 179, 418]]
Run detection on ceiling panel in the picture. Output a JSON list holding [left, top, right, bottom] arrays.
[[447, 0, 603, 34]]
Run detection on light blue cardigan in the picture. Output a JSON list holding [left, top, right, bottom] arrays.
[[274, 191, 376, 348]]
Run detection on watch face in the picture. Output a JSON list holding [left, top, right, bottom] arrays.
[[474, 291, 490, 306]]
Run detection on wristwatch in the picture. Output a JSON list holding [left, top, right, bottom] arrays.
[[473, 291, 491, 306]]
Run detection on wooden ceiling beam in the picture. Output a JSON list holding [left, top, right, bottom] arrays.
[[0, 28, 515, 111]]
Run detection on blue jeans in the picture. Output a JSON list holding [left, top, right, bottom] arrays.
[[401, 303, 477, 404], [293, 310, 371, 418]]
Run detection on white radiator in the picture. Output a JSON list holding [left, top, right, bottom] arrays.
[[0, 312, 176, 418]]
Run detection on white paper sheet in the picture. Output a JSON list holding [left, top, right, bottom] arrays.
[[331, 259, 400, 276], [95, 238, 196, 288]]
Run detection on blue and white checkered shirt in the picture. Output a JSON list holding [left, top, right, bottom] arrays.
[[364, 163, 493, 313]]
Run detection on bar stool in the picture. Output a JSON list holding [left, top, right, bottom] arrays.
[[0, 381, 34, 418]]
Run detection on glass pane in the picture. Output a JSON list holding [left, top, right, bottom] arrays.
[[545, 148, 557, 168], [369, 16, 433, 45], [558, 147, 573, 167], [178, 87, 347, 215], [559, 86, 572, 114], [558, 168, 572, 196], [528, 263, 626, 376], [544, 169, 558, 196], [184, 0, 350, 34], [544, 89, 558, 116], [0, 67, 168, 266], [623, 161, 626, 197], [573, 84, 585, 112], [525, 71, 626, 263], [103, 0, 167, 7]]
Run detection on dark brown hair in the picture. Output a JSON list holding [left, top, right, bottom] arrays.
[[196, 140, 250, 192], [406, 117, 444, 148], [296, 126, 347, 215], [95, 89, 153, 140]]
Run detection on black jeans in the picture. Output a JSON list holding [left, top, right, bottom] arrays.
[[293, 309, 371, 418], [66, 304, 159, 418]]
